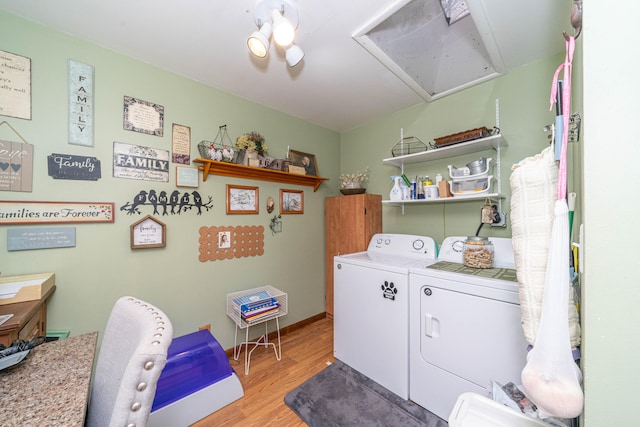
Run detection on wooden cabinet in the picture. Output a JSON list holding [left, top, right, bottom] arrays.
[[0, 286, 56, 346], [325, 194, 382, 316]]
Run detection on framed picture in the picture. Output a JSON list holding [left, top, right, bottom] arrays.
[[289, 149, 319, 176], [218, 231, 231, 248], [130, 215, 166, 249], [226, 184, 259, 214], [176, 166, 198, 187], [280, 189, 304, 214]]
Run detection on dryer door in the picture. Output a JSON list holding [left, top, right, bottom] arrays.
[[419, 278, 528, 388]]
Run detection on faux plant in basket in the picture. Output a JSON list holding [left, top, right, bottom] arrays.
[[339, 167, 369, 195], [236, 132, 269, 166]]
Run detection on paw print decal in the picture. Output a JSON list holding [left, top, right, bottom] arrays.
[[381, 281, 398, 301]]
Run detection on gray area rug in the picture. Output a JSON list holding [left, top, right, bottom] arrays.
[[284, 359, 448, 426]]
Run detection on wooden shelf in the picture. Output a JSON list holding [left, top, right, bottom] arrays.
[[193, 158, 329, 191]]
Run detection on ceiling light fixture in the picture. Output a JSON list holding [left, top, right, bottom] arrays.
[[247, 0, 304, 67]]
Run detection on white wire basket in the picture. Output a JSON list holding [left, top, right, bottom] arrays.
[[226, 285, 288, 329]]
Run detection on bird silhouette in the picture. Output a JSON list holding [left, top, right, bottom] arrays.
[[158, 191, 168, 216], [192, 191, 203, 215], [178, 192, 191, 214], [128, 190, 147, 215], [148, 189, 159, 215], [169, 190, 180, 215]]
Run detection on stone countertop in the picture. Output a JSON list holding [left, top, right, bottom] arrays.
[[0, 331, 98, 426]]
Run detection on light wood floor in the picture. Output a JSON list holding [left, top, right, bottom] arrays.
[[192, 316, 335, 426]]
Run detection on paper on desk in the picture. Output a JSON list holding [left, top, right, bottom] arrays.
[[0, 313, 14, 326]]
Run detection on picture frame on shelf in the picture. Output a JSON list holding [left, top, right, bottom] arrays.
[[288, 149, 319, 176], [280, 189, 304, 214], [226, 184, 259, 214]]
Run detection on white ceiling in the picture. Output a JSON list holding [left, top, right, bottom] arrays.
[[0, 0, 571, 132]]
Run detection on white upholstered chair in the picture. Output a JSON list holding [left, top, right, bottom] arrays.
[[86, 296, 173, 427]]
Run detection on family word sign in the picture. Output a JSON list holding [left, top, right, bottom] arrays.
[[113, 141, 169, 182], [47, 153, 101, 181], [69, 60, 94, 146], [0, 201, 114, 225]]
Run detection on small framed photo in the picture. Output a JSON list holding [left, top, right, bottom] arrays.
[[289, 149, 319, 176], [280, 189, 304, 214], [218, 231, 231, 248], [226, 184, 259, 214], [176, 166, 199, 187]]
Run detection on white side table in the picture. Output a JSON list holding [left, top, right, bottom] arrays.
[[226, 285, 288, 375]]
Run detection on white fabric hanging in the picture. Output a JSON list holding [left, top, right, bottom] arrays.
[[520, 35, 584, 419]]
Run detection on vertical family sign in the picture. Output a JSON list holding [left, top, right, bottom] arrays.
[[69, 60, 94, 147]]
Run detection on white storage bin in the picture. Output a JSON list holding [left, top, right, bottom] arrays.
[[448, 158, 492, 180], [449, 392, 549, 427], [449, 176, 493, 197]]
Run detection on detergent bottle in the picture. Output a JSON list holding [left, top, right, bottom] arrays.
[[390, 176, 403, 201]]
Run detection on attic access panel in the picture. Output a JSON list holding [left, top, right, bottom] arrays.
[[353, 0, 505, 101]]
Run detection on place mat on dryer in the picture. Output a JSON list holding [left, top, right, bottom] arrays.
[[426, 261, 518, 282], [284, 359, 447, 427]]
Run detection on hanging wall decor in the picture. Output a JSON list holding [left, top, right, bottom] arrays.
[[0, 121, 33, 192], [123, 96, 164, 136], [120, 189, 213, 216], [130, 215, 166, 249], [0, 50, 31, 120], [198, 225, 264, 262], [176, 166, 198, 188], [113, 141, 169, 182], [8, 227, 76, 251], [68, 59, 94, 146], [0, 201, 114, 225], [47, 153, 101, 181], [280, 188, 304, 214], [172, 123, 191, 164]]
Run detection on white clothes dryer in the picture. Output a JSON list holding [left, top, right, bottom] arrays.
[[409, 236, 529, 420], [334, 233, 437, 399]]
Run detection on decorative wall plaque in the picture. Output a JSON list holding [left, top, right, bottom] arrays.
[[123, 96, 164, 136], [0, 50, 31, 120], [68, 60, 94, 146], [48, 153, 101, 181], [113, 141, 169, 182]]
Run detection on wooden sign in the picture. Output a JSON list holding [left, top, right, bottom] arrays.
[[0, 138, 33, 192], [68, 60, 94, 147], [7, 227, 76, 251], [48, 153, 101, 181], [113, 141, 169, 182], [0, 201, 114, 225], [0, 50, 31, 120]]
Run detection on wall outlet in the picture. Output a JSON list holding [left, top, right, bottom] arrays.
[[491, 212, 507, 227]]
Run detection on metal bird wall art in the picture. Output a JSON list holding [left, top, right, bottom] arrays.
[[120, 189, 213, 215]]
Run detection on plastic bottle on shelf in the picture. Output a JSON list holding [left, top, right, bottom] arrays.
[[390, 176, 403, 201], [410, 179, 417, 199], [416, 176, 425, 199], [436, 173, 443, 183]]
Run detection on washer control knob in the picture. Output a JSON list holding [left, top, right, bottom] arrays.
[[337, 264, 342, 270], [413, 239, 424, 250], [384, 239, 391, 245]]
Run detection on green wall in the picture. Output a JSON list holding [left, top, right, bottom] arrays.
[[342, 53, 581, 244], [0, 11, 340, 349]]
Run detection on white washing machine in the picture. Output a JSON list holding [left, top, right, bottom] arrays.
[[334, 233, 437, 399], [409, 236, 529, 420]]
